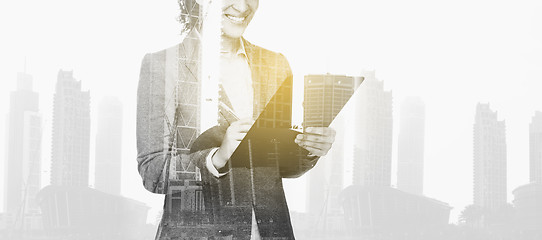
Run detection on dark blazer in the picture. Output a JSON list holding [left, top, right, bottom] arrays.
[[137, 32, 318, 240]]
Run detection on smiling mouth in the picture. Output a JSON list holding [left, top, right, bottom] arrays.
[[224, 14, 246, 24]]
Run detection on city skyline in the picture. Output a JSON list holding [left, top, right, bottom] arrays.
[[1, 70, 152, 238], [0, 69, 540, 222], [2, 66, 540, 237], [1, 67, 540, 221], [1, 0, 542, 227]]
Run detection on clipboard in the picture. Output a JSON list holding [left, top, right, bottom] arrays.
[[190, 75, 362, 169]]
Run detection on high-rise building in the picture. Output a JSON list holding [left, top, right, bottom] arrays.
[[303, 74, 360, 128], [473, 103, 507, 210], [352, 71, 393, 187], [530, 111, 542, 183], [303, 74, 361, 218], [50, 70, 91, 187], [4, 72, 42, 215], [94, 97, 123, 195], [397, 97, 425, 195]]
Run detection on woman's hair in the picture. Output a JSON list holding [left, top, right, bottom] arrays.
[[177, 0, 201, 34]]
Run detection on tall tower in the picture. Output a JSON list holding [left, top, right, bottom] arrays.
[[303, 74, 358, 127], [530, 111, 542, 183], [397, 97, 425, 195], [4, 72, 42, 215], [352, 71, 393, 187], [94, 96, 123, 195], [50, 70, 91, 187], [473, 103, 507, 210], [303, 74, 361, 216]]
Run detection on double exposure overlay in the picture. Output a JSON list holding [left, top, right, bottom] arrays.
[[1, 1, 542, 240]]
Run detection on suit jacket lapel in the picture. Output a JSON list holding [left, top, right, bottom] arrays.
[[243, 38, 284, 120], [242, 38, 263, 119]]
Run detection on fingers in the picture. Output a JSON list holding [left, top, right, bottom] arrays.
[[295, 127, 336, 156], [229, 119, 254, 133], [232, 124, 252, 133], [295, 138, 332, 151], [228, 119, 253, 134], [297, 143, 332, 157], [216, 119, 254, 162], [296, 127, 336, 144], [231, 132, 248, 141], [304, 127, 336, 138], [295, 132, 335, 144]]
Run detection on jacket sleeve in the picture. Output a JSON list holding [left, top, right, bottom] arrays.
[[136, 52, 213, 194]]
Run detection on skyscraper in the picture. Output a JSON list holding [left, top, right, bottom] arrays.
[[352, 71, 393, 187], [397, 97, 425, 195], [303, 74, 361, 218], [50, 70, 91, 187], [473, 103, 507, 210], [94, 96, 123, 195], [303, 74, 359, 128], [4, 72, 42, 215], [530, 111, 542, 183]]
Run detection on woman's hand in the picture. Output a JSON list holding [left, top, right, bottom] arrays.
[[212, 119, 254, 169], [295, 127, 336, 156]]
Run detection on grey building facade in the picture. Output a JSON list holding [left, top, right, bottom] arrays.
[[473, 103, 507, 210], [303, 74, 360, 216], [94, 96, 123, 195], [397, 97, 425, 195], [352, 71, 393, 187], [4, 72, 42, 218], [50, 70, 91, 187]]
